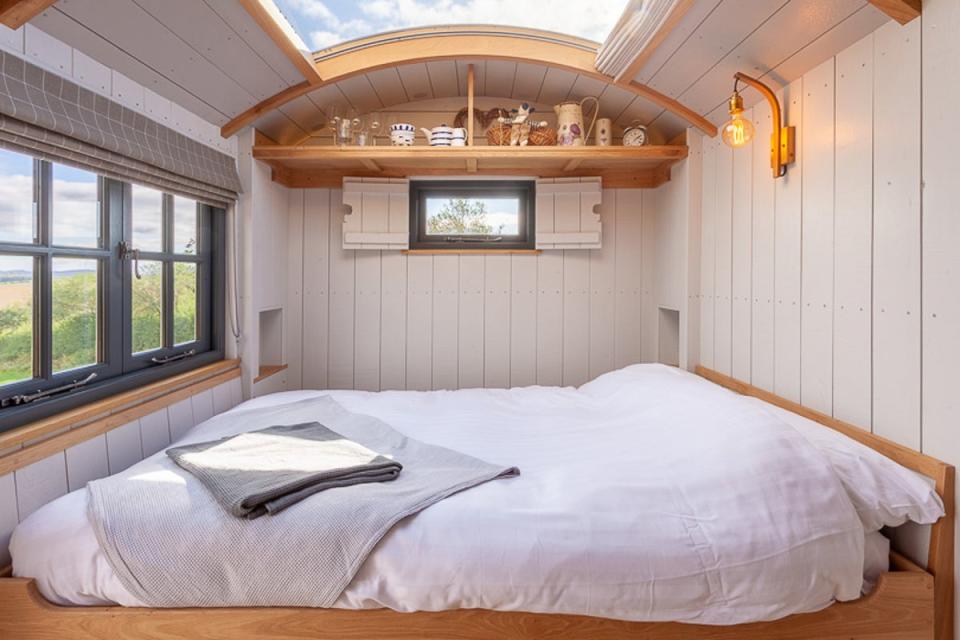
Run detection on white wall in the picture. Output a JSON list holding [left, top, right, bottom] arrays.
[[695, 2, 960, 633], [281, 186, 656, 392]]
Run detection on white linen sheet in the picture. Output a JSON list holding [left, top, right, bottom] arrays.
[[13, 364, 875, 624]]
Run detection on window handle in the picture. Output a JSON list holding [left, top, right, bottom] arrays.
[[1, 372, 97, 408], [445, 236, 503, 243], [118, 241, 141, 279], [150, 348, 196, 365]]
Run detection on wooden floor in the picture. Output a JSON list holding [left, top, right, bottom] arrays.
[[0, 569, 935, 640]]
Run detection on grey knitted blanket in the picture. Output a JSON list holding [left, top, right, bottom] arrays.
[[87, 395, 518, 607], [166, 422, 402, 519]]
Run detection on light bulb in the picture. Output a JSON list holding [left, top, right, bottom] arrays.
[[721, 113, 755, 148]]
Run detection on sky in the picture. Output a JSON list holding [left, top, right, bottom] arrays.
[[426, 195, 519, 235], [274, 0, 628, 50], [0, 148, 197, 276]]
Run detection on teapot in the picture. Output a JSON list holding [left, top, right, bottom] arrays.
[[554, 96, 599, 146], [420, 125, 466, 147]]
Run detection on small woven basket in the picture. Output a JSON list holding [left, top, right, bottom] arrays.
[[528, 126, 557, 146], [486, 122, 513, 146]]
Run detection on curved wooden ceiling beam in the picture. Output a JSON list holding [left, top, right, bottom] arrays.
[[221, 27, 717, 139]]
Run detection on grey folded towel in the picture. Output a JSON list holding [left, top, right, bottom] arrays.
[[166, 422, 402, 519]]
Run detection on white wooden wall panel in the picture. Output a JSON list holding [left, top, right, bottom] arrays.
[[871, 20, 921, 449], [167, 397, 195, 444], [64, 437, 109, 491], [589, 192, 617, 379], [354, 251, 382, 391], [432, 255, 460, 390], [614, 189, 643, 367], [285, 189, 305, 390], [458, 255, 485, 389], [536, 251, 564, 386], [713, 143, 733, 375], [328, 189, 356, 389], [639, 191, 657, 363], [699, 138, 717, 369], [833, 33, 874, 429], [799, 58, 836, 415], [105, 421, 142, 474], [14, 453, 67, 520], [730, 111, 753, 382], [405, 255, 433, 391], [302, 189, 331, 390], [0, 473, 18, 566], [483, 256, 511, 388], [510, 254, 538, 387], [380, 252, 408, 391], [191, 389, 214, 425], [139, 410, 171, 458], [535, 179, 602, 249], [750, 99, 776, 392], [772, 79, 803, 403], [562, 251, 591, 386]]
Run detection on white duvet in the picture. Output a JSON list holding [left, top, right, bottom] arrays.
[[13, 365, 873, 624]]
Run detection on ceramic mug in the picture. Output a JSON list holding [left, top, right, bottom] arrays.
[[390, 122, 415, 146], [595, 118, 612, 146], [451, 127, 467, 146]]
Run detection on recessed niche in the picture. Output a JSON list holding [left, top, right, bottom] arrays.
[[257, 308, 285, 383], [658, 307, 680, 367]]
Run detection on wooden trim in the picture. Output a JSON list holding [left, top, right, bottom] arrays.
[[868, 0, 921, 24], [253, 145, 687, 162], [254, 364, 288, 384], [0, 0, 55, 29], [0, 361, 240, 476], [614, 0, 696, 83], [696, 365, 954, 640], [466, 64, 475, 146], [219, 28, 717, 139], [402, 249, 542, 255], [0, 565, 10, 578], [0, 569, 937, 640], [236, 0, 322, 83]]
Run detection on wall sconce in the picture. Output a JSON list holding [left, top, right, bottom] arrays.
[[721, 72, 795, 178]]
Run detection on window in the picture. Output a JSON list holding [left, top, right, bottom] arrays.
[[0, 148, 224, 431], [409, 180, 535, 250]]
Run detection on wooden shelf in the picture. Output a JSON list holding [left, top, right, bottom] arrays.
[[254, 364, 288, 384], [253, 144, 688, 189]]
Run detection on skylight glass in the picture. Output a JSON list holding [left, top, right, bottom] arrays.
[[272, 0, 628, 51]]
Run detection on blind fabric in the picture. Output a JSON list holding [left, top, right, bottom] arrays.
[[595, 0, 681, 80], [0, 50, 240, 206]]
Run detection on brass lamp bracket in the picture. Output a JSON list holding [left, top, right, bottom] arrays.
[[734, 72, 795, 178]]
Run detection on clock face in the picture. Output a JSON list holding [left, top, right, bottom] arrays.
[[624, 127, 647, 146]]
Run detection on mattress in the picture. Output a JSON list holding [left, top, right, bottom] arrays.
[[13, 364, 877, 624]]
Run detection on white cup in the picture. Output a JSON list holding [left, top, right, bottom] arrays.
[[595, 118, 612, 146]]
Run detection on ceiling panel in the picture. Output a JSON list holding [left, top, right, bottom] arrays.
[[511, 63, 547, 99], [633, 0, 725, 84], [398, 63, 434, 101], [536, 67, 577, 104], [426, 61, 460, 98], [484, 60, 517, 98], [366, 67, 409, 106]]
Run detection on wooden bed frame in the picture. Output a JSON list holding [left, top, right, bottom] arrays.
[[0, 365, 953, 640]]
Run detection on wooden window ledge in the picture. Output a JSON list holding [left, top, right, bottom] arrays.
[[402, 249, 542, 255], [255, 364, 288, 383]]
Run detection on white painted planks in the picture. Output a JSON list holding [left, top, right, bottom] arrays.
[[302, 189, 331, 390], [105, 421, 143, 474], [0, 473, 17, 566], [14, 453, 68, 520], [699, 137, 717, 369], [730, 110, 753, 383], [65, 437, 109, 491], [713, 143, 733, 376], [799, 58, 836, 415], [750, 98, 776, 392], [483, 256, 511, 388]]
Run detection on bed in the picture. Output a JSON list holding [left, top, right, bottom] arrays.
[[0, 364, 954, 640]]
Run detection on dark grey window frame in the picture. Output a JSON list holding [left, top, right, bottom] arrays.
[[409, 180, 536, 250], [0, 156, 225, 433]]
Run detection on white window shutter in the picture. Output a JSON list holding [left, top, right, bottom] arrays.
[[535, 177, 602, 249], [342, 177, 409, 250]]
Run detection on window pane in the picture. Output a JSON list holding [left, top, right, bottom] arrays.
[[425, 196, 520, 236], [174, 262, 197, 344], [0, 149, 35, 244], [52, 164, 99, 247], [173, 197, 197, 254], [132, 184, 163, 252], [0, 255, 33, 384], [52, 257, 98, 373], [132, 260, 163, 353]]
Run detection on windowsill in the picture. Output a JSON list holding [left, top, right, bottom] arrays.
[[402, 249, 542, 255], [0, 356, 236, 445], [255, 364, 288, 384]]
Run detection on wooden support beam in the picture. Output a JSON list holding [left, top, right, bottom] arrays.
[[237, 0, 322, 83], [868, 0, 921, 24], [564, 159, 584, 171], [467, 64, 475, 146], [614, 0, 696, 83], [360, 158, 382, 172], [0, 0, 56, 28], [466, 158, 478, 172]]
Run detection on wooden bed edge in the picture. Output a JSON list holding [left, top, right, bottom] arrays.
[[0, 570, 934, 640], [695, 364, 955, 640]]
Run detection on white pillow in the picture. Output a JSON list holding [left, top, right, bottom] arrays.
[[744, 398, 945, 532]]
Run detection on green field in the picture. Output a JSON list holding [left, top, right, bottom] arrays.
[[0, 265, 196, 385]]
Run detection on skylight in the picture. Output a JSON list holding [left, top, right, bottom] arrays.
[[273, 0, 629, 51]]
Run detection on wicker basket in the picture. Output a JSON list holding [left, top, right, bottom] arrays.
[[528, 126, 557, 146], [486, 122, 513, 146]]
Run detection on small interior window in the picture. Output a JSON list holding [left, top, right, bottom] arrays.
[[409, 180, 535, 250]]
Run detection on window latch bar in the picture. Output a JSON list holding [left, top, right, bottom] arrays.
[[118, 241, 141, 279], [150, 348, 196, 365], [444, 236, 503, 243], [0, 372, 97, 408]]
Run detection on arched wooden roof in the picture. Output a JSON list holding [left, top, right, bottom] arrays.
[[220, 26, 717, 139]]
